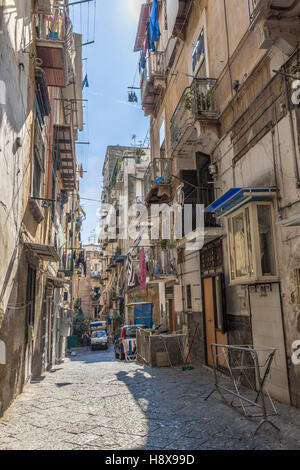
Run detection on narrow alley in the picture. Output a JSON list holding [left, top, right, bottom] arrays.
[[1, 347, 300, 451]]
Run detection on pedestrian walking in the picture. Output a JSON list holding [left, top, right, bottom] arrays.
[[82, 332, 90, 351]]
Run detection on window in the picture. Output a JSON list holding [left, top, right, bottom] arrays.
[[257, 205, 276, 276], [26, 267, 36, 327], [192, 29, 205, 74], [186, 284, 192, 310], [295, 268, 300, 305], [32, 119, 45, 198], [227, 202, 278, 284]]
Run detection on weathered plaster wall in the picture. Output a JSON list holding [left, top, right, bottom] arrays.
[[0, 0, 34, 415]]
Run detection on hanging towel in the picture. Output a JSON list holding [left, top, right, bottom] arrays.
[[138, 248, 147, 290], [126, 253, 136, 287], [149, 0, 160, 52]]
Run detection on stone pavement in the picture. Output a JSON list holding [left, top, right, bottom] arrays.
[[0, 346, 300, 450]]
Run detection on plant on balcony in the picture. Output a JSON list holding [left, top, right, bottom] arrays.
[[184, 88, 212, 113]]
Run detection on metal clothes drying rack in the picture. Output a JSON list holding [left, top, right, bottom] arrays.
[[124, 338, 137, 362], [205, 343, 280, 434]]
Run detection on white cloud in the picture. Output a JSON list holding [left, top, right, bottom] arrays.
[[127, 0, 144, 21]]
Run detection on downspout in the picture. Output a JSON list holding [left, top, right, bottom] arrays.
[[278, 282, 292, 406], [223, 0, 236, 186], [283, 67, 300, 187], [271, 126, 281, 213]]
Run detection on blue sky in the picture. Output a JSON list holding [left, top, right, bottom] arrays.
[[72, 0, 149, 244]]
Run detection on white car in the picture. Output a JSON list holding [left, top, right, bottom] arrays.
[[91, 330, 108, 350]]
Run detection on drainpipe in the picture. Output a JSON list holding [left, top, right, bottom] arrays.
[[271, 126, 281, 213], [70, 191, 75, 311], [283, 67, 300, 187], [278, 282, 293, 406]]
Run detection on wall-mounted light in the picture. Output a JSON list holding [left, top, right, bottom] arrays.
[[208, 163, 217, 176]]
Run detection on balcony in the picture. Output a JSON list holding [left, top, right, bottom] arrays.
[[36, 4, 74, 87], [54, 125, 76, 191], [170, 78, 219, 158], [144, 158, 172, 205], [141, 52, 166, 117], [182, 184, 218, 229], [91, 271, 101, 278], [59, 252, 74, 276], [169, 0, 193, 41], [248, 0, 300, 54], [177, 184, 223, 245], [147, 246, 177, 280]]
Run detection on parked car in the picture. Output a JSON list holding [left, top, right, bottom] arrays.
[[114, 325, 145, 360], [91, 329, 108, 351]]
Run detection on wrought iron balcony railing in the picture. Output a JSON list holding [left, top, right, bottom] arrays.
[[141, 52, 166, 105], [248, 0, 300, 24], [36, 4, 75, 86], [59, 252, 74, 274], [147, 246, 177, 277], [248, 0, 264, 22], [144, 163, 152, 199], [182, 184, 218, 228], [153, 158, 172, 185], [37, 6, 68, 42], [144, 158, 172, 197], [170, 78, 218, 151]]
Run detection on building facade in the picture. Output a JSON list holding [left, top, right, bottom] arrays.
[[0, 0, 84, 415], [124, 0, 300, 406]]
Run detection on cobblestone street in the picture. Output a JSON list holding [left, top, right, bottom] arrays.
[[0, 346, 300, 451]]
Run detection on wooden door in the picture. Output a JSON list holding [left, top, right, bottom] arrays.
[[203, 277, 216, 367], [203, 275, 228, 368]]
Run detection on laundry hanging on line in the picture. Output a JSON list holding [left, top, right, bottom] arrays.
[[149, 0, 160, 52]]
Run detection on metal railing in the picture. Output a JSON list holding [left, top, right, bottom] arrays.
[[144, 158, 172, 197], [141, 52, 165, 102], [36, 4, 75, 84], [144, 163, 152, 197], [153, 158, 172, 185], [248, 0, 262, 22], [37, 5, 68, 42], [149, 51, 165, 76], [182, 184, 218, 228], [205, 344, 279, 434], [59, 252, 73, 274], [148, 247, 177, 276], [170, 77, 218, 151]]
